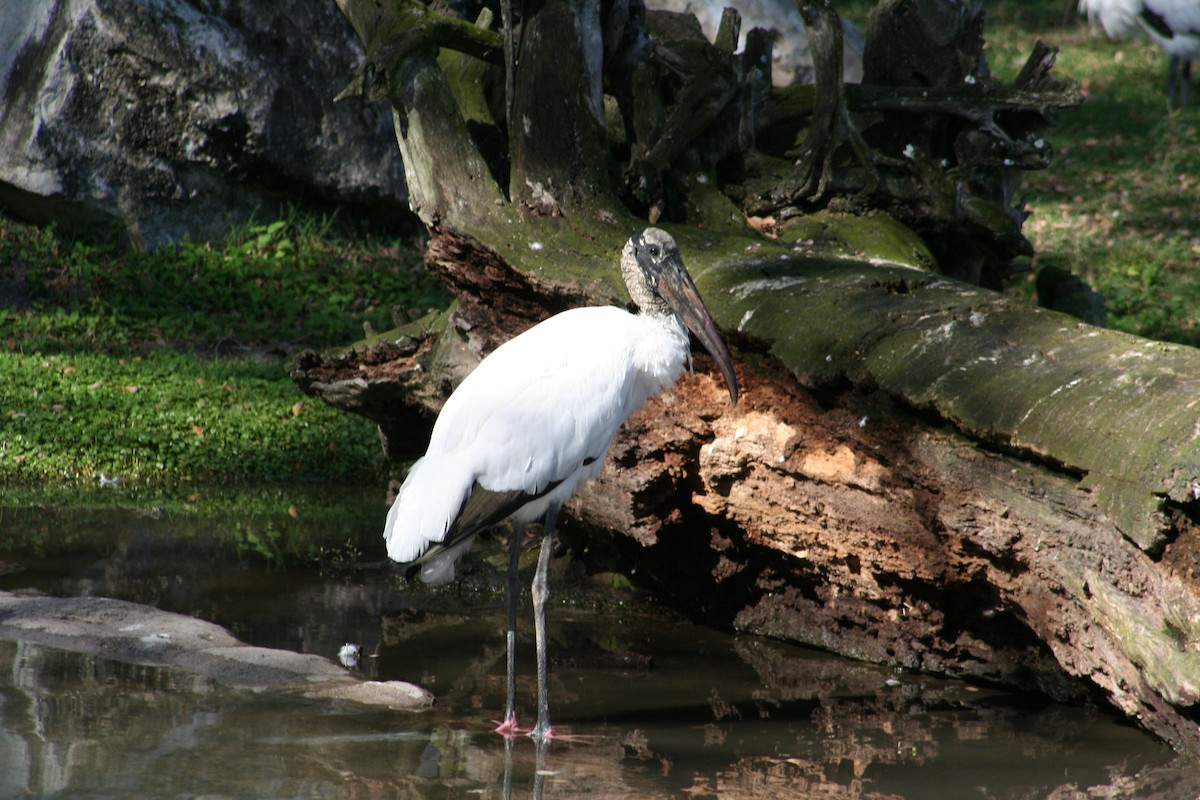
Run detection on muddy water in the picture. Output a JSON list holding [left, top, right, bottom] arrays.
[[0, 488, 1189, 799]]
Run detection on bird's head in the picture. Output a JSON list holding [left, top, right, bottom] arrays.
[[622, 228, 739, 405]]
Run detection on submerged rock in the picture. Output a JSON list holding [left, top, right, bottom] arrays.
[[0, 591, 432, 710]]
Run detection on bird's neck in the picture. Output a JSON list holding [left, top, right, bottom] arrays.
[[632, 310, 690, 393]]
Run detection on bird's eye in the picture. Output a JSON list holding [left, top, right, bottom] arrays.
[[648, 245, 660, 258]]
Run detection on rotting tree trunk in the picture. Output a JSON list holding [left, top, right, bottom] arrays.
[[304, 0, 1200, 753], [296, 233, 1200, 753]]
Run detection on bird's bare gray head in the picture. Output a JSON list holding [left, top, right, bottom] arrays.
[[621, 227, 679, 315], [621, 227, 739, 405]]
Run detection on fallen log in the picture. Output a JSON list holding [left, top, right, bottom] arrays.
[[294, 222, 1200, 753]]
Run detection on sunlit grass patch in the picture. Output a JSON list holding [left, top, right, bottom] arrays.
[[0, 212, 443, 487], [0, 349, 392, 486]]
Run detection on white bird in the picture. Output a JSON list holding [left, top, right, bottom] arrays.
[[1079, 0, 1200, 106], [383, 227, 738, 741]]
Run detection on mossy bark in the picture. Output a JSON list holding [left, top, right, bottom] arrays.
[[303, 0, 1200, 753]]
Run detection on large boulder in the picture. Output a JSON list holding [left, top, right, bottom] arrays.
[[0, 0, 410, 248]]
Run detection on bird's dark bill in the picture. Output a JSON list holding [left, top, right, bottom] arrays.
[[656, 253, 739, 405]]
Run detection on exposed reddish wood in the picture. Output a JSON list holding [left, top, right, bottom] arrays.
[[424, 229, 553, 354], [290, 338, 439, 460], [560, 350, 1200, 751], [567, 354, 1082, 697]]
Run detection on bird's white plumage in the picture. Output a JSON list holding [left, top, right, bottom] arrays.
[[382, 227, 737, 738], [384, 304, 690, 568]]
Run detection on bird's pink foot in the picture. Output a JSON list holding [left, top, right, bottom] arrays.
[[493, 716, 526, 737]]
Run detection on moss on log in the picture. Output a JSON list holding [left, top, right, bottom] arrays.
[[709, 246, 1200, 555]]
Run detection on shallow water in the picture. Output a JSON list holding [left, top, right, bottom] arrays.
[[0, 488, 1191, 799]]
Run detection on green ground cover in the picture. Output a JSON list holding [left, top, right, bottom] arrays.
[[0, 213, 446, 487], [984, 2, 1200, 345]]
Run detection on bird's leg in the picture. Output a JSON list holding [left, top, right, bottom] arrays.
[[531, 503, 561, 742], [502, 734, 516, 800], [495, 524, 524, 736], [531, 737, 550, 797]]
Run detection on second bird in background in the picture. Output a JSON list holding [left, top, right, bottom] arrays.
[[1079, 0, 1200, 106]]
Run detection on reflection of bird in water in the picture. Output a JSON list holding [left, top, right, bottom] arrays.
[[383, 228, 738, 741], [1079, 0, 1200, 105], [502, 736, 549, 800]]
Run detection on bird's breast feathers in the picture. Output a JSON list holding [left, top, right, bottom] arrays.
[[427, 306, 689, 494]]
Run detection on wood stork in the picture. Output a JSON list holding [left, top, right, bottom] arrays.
[[383, 228, 738, 741], [1079, 0, 1200, 106]]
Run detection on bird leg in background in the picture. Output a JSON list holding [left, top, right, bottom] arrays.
[[531, 503, 561, 742], [1168, 56, 1192, 107], [496, 524, 525, 736]]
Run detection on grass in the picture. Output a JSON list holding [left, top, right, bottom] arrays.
[[0, 212, 448, 487], [1, 210, 444, 353]]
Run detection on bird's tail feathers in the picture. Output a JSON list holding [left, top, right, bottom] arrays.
[[384, 456, 473, 564]]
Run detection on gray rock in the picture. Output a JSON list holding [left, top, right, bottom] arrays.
[[0, 0, 409, 249], [0, 590, 433, 710]]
